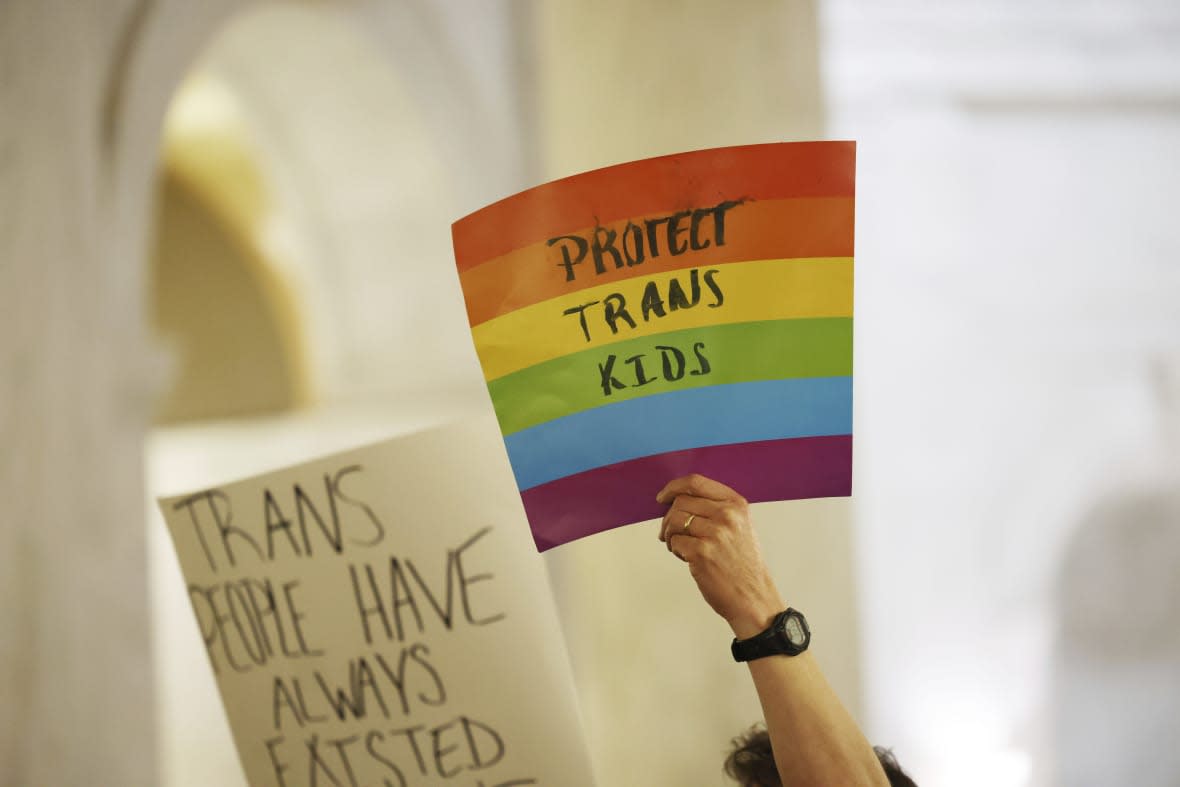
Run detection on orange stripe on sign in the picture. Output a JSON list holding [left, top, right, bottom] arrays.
[[459, 196, 854, 327], [452, 141, 856, 271]]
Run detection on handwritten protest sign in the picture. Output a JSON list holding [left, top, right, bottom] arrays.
[[452, 142, 855, 551], [158, 415, 595, 787]]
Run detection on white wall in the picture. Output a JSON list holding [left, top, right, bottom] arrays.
[[822, 2, 1180, 784]]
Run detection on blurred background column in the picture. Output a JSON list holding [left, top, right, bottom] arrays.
[[0, 1, 265, 784], [1, 2, 165, 784], [533, 4, 869, 786]]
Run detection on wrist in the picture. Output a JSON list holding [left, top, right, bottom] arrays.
[[726, 598, 785, 640], [730, 608, 812, 662]]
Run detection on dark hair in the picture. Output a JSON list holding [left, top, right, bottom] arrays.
[[872, 746, 919, 787], [724, 725, 918, 786], [724, 725, 780, 787]]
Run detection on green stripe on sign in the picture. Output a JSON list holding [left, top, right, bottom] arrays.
[[488, 317, 853, 436]]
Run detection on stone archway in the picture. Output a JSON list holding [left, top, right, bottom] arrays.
[[0, 2, 532, 784], [150, 75, 311, 424]]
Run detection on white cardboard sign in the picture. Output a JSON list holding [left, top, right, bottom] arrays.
[[158, 415, 595, 787]]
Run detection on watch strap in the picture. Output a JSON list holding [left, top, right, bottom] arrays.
[[730, 608, 809, 662]]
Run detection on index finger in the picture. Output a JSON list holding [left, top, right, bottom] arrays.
[[656, 474, 743, 505]]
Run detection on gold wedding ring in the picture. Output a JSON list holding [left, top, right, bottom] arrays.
[[682, 514, 696, 532]]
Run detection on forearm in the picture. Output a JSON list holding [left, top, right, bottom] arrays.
[[655, 476, 888, 786], [731, 606, 887, 787], [745, 651, 887, 787]]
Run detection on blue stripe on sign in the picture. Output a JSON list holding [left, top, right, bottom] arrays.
[[504, 376, 853, 491]]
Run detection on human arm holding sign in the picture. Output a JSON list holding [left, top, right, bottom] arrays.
[[657, 475, 892, 787]]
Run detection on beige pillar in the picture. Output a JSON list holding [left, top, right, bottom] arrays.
[[0, 1, 248, 783]]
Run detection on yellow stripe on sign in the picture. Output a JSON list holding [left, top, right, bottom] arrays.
[[472, 256, 853, 382]]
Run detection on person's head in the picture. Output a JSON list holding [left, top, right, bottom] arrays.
[[724, 725, 918, 787]]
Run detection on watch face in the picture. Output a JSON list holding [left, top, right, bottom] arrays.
[[783, 614, 806, 646]]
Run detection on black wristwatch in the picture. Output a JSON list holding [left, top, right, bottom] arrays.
[[731, 608, 811, 662]]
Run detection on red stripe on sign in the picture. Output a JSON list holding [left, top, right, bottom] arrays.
[[453, 141, 856, 272]]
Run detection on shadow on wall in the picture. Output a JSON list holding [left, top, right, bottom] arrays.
[[1054, 479, 1180, 784]]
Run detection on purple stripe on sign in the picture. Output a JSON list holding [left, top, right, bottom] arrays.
[[521, 434, 852, 552]]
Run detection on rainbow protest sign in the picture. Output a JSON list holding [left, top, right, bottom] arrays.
[[452, 141, 855, 551]]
